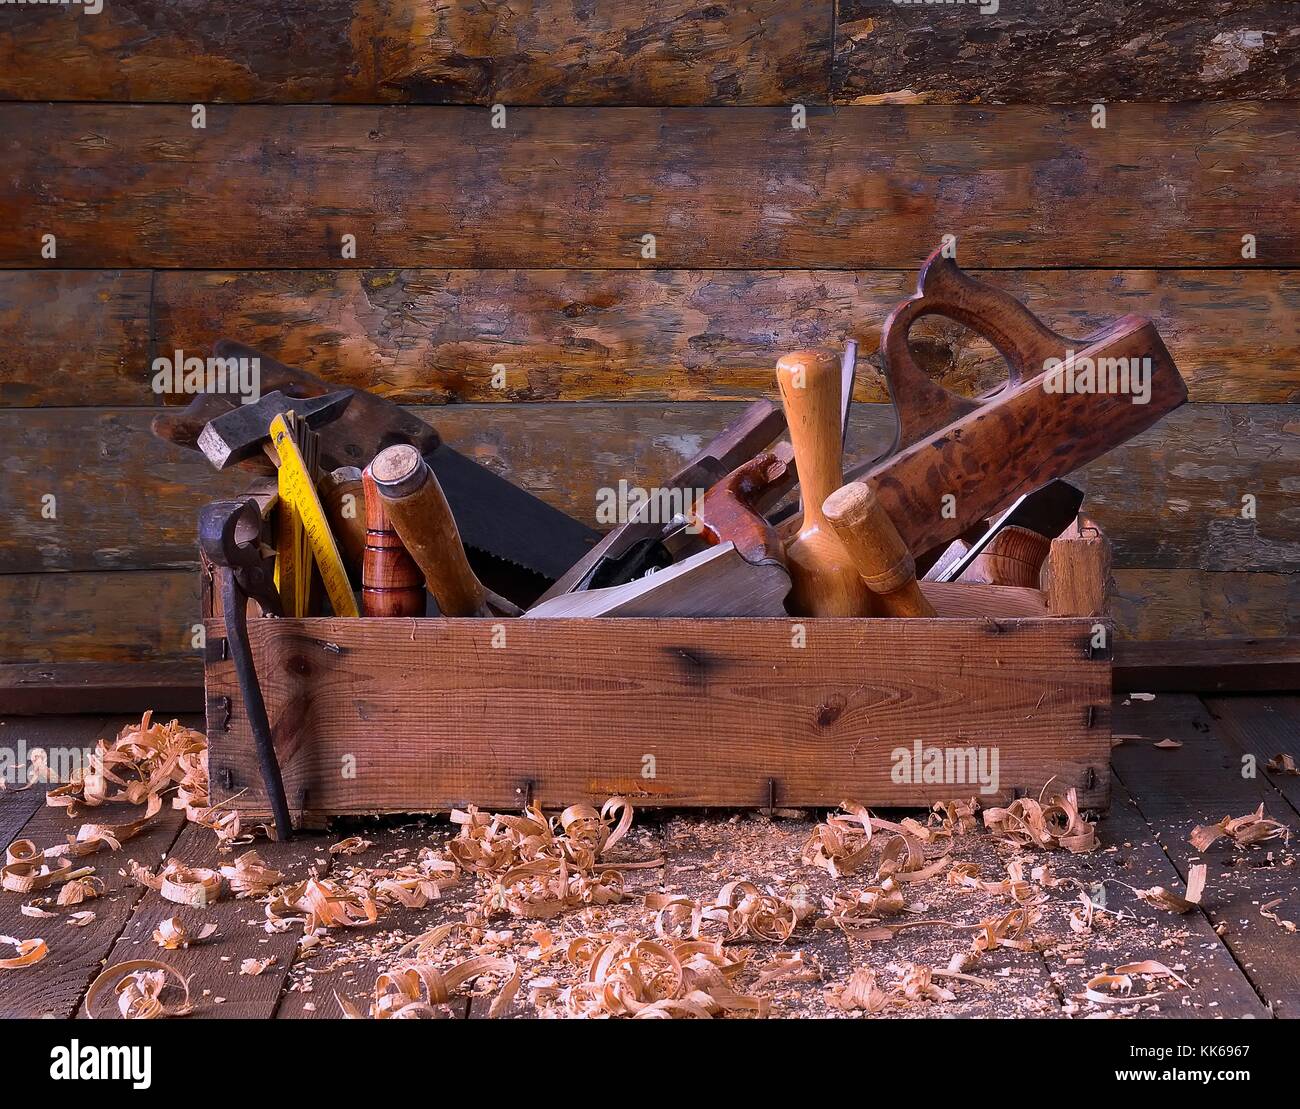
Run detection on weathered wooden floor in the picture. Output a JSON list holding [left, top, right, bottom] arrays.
[[1, 693, 1296, 1019]]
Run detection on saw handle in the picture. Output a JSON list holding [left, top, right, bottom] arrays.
[[695, 444, 793, 567], [776, 350, 873, 617], [823, 482, 935, 618], [879, 248, 1075, 452]]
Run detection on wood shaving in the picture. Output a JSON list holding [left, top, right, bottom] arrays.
[[219, 850, 284, 898], [1260, 899, 1297, 933], [267, 878, 378, 935], [828, 967, 891, 1012], [930, 798, 981, 836], [152, 918, 218, 949], [0, 936, 49, 969], [371, 849, 459, 909], [558, 936, 765, 1018], [449, 796, 633, 876], [86, 960, 194, 1019], [1132, 863, 1207, 913], [67, 911, 96, 927], [443, 797, 641, 921], [970, 906, 1042, 953], [131, 859, 226, 907], [754, 951, 821, 988], [1079, 959, 1189, 1005], [819, 878, 908, 937], [57, 876, 106, 906], [45, 711, 241, 844], [342, 955, 520, 1019], [1266, 754, 1299, 775], [20, 904, 56, 919], [240, 957, 276, 976], [1152, 739, 1183, 749], [2, 847, 95, 894], [983, 787, 1097, 853], [1190, 804, 1290, 852], [828, 962, 986, 1012], [803, 802, 942, 881], [647, 880, 811, 944], [329, 836, 373, 856]]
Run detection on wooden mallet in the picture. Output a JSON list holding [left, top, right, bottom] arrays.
[[823, 481, 936, 618]]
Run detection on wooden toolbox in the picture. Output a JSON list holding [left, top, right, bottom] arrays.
[[202, 507, 1113, 828]]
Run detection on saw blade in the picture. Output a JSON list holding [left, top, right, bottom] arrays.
[[425, 443, 600, 581]]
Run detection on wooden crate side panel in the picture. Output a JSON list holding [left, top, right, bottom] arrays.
[[205, 617, 1111, 819]]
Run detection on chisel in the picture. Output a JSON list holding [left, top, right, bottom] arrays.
[[361, 466, 426, 617], [368, 444, 520, 618]]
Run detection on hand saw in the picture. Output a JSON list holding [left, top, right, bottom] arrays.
[[836, 249, 1188, 557], [152, 340, 599, 594]]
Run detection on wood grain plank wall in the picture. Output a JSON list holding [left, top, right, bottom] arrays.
[[0, 3, 1294, 663], [834, 2, 1300, 104], [0, 2, 832, 105], [1, 103, 1293, 269]]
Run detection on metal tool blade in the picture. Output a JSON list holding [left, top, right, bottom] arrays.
[[934, 480, 1085, 583]]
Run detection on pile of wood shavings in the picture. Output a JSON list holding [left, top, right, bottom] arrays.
[[8, 713, 1296, 1020]]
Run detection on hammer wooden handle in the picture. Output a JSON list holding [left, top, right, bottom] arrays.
[[361, 467, 426, 617], [776, 350, 873, 617], [823, 482, 936, 618], [369, 445, 497, 617]]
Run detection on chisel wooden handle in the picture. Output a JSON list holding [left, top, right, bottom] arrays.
[[319, 467, 366, 584], [823, 482, 936, 618], [776, 351, 873, 617], [369, 444, 495, 617], [361, 466, 426, 617]]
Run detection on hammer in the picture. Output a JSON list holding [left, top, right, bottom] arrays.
[[197, 390, 353, 470]]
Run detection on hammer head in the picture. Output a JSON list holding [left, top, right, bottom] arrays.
[[197, 390, 353, 470]]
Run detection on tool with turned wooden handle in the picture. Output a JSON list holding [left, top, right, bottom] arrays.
[[776, 350, 873, 617], [369, 444, 520, 618], [361, 466, 426, 617], [822, 482, 935, 618]]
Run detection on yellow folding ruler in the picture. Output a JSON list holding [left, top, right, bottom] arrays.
[[270, 412, 359, 618]]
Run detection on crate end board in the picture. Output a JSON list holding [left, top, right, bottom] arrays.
[[205, 616, 1112, 822]]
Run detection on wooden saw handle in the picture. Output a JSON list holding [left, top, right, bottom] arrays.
[[879, 247, 1075, 453], [823, 482, 936, 618], [361, 467, 426, 617], [695, 443, 793, 566], [776, 350, 872, 617], [369, 444, 494, 617]]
